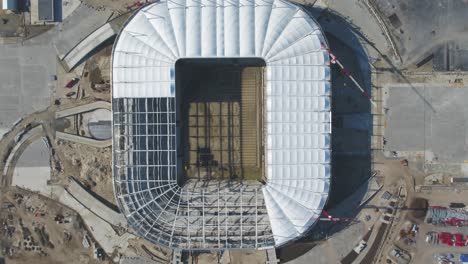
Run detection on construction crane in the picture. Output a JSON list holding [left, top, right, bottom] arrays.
[[319, 210, 356, 222], [321, 42, 377, 108]]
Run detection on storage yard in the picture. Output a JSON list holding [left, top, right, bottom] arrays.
[[0, 188, 103, 264]]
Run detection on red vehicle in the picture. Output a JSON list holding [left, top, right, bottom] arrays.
[[438, 232, 468, 247], [65, 78, 79, 89], [439, 232, 453, 246], [454, 233, 465, 247]]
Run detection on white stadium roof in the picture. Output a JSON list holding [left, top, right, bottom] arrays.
[[112, 0, 331, 250]]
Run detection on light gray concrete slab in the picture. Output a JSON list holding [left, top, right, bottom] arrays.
[[385, 86, 425, 150], [67, 177, 126, 227], [0, 44, 55, 130], [386, 85, 468, 163], [12, 139, 52, 194], [16, 137, 50, 167], [62, 22, 117, 70]]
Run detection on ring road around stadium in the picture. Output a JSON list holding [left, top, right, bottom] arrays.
[[112, 0, 331, 250]]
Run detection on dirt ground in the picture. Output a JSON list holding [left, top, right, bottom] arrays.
[[123, 237, 172, 262], [54, 140, 116, 207], [81, 0, 138, 13], [0, 187, 107, 264], [52, 44, 115, 207], [191, 250, 267, 264], [379, 191, 468, 264], [178, 62, 264, 182], [82, 46, 112, 101], [0, 10, 23, 38]]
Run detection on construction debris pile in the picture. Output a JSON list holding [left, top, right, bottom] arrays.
[[0, 189, 102, 263]]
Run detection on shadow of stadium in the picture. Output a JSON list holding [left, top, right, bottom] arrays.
[[278, 7, 373, 262]]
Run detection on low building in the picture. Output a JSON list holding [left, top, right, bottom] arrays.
[[451, 177, 468, 183], [2, 0, 18, 11], [30, 0, 54, 24]]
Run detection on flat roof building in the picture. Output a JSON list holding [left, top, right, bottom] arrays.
[[112, 0, 331, 250], [1, 0, 17, 11], [31, 0, 54, 24], [38, 0, 54, 21]]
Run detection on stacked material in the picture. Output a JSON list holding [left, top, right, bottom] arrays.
[[426, 206, 468, 226]]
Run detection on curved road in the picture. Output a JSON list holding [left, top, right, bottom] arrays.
[[2, 127, 45, 186]]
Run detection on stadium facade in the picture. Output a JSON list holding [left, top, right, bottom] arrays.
[[112, 0, 331, 250]]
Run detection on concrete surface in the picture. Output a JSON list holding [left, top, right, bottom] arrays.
[[3, 125, 45, 185], [325, 0, 391, 65], [55, 100, 111, 118], [0, 3, 112, 137], [0, 44, 55, 136], [373, 0, 468, 67], [12, 138, 52, 195], [27, 4, 113, 59], [66, 177, 126, 227], [59, 187, 134, 254], [61, 0, 81, 21], [62, 22, 118, 71], [385, 85, 468, 163]]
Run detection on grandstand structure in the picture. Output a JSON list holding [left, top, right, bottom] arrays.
[[112, 0, 331, 250]]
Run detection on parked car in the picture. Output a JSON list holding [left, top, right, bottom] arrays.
[[65, 78, 79, 88]]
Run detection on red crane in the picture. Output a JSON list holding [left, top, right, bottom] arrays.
[[321, 42, 377, 108], [319, 210, 356, 222]]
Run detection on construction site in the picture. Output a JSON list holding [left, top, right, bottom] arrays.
[[2, 0, 468, 263], [176, 59, 265, 182]]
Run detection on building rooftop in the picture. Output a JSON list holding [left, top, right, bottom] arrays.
[[38, 0, 54, 22]]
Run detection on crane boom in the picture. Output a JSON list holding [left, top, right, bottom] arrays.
[[321, 43, 377, 108]]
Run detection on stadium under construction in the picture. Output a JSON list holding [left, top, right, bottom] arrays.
[[112, 0, 332, 250]]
